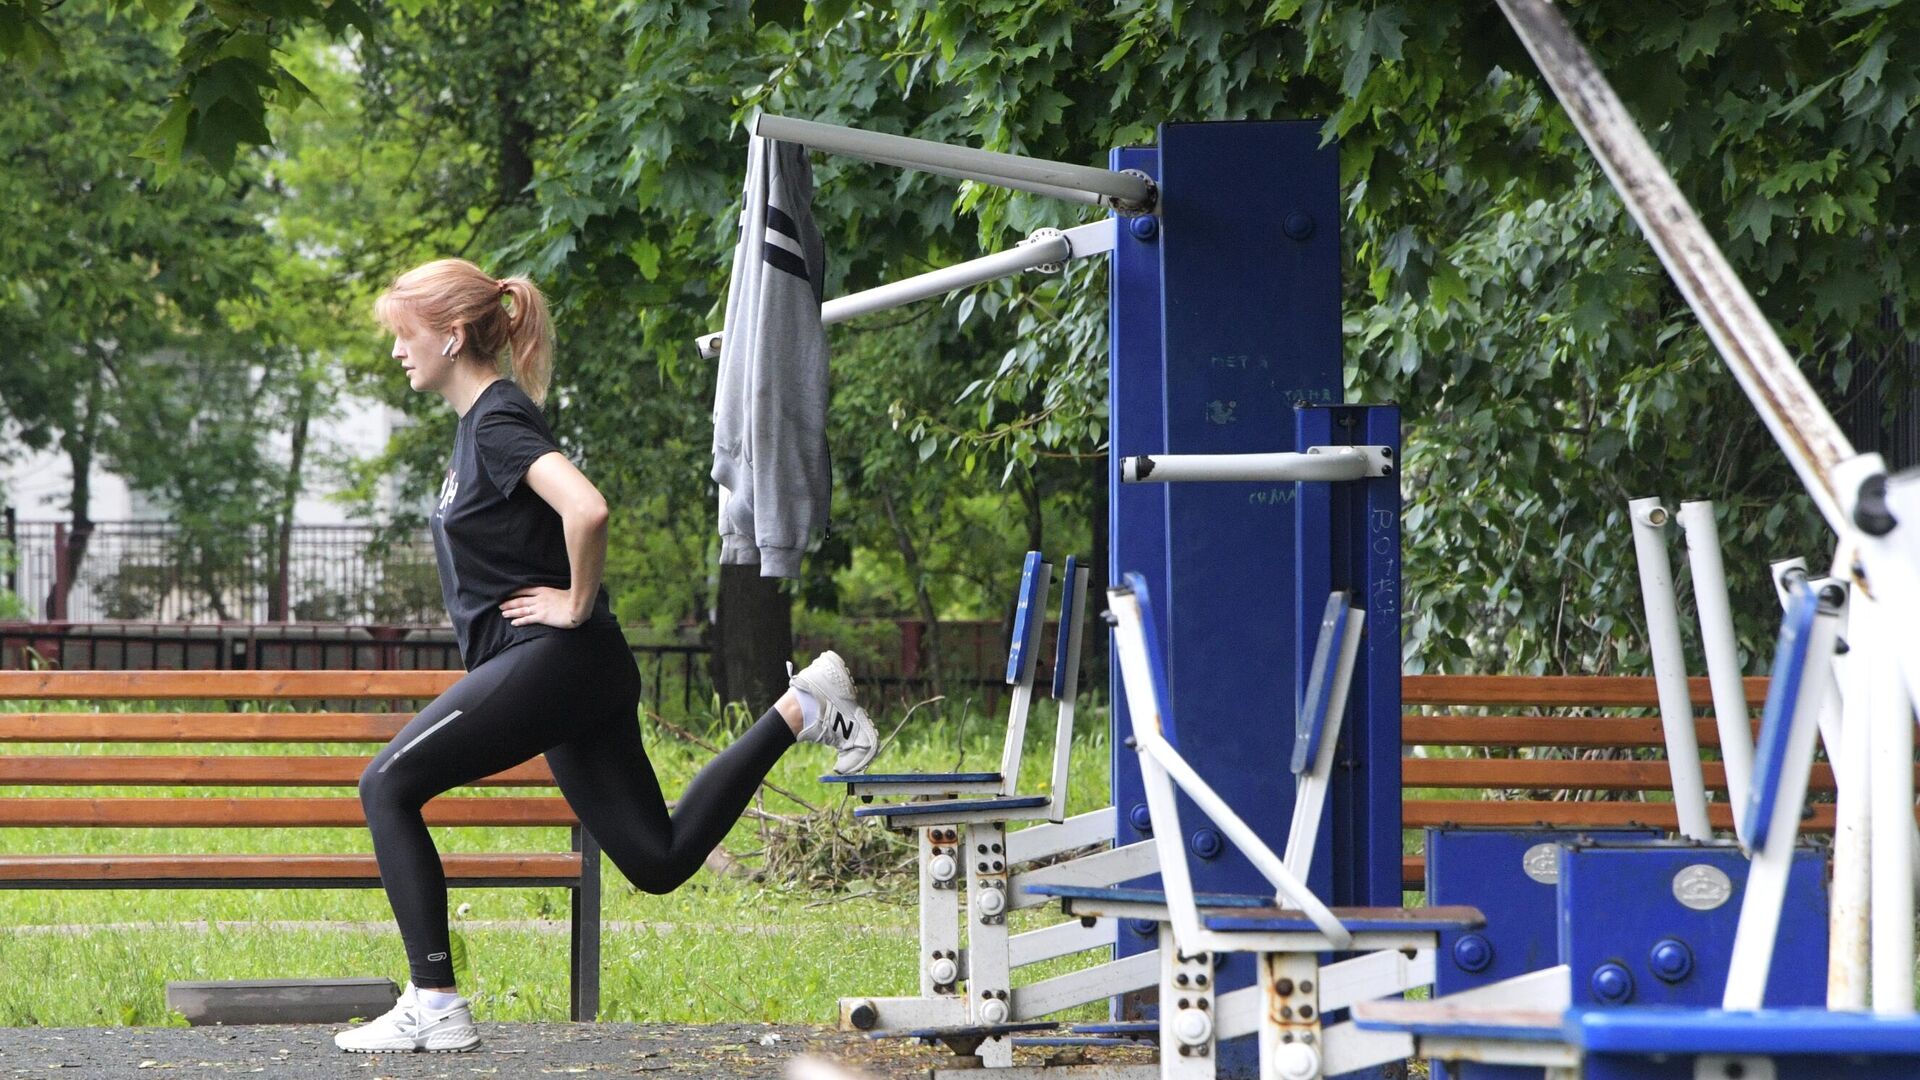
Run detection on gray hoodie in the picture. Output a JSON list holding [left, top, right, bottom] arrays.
[[711, 136, 830, 578]]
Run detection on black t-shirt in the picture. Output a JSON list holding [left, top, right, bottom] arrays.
[[429, 379, 616, 670]]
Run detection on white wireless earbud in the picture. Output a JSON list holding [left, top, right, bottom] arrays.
[[440, 336, 457, 357]]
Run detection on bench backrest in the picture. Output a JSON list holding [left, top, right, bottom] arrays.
[[0, 670, 578, 830]]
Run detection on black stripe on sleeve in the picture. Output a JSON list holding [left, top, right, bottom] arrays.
[[766, 204, 801, 242], [762, 242, 812, 282]]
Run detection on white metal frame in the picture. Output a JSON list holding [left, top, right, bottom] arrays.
[[1680, 500, 1756, 834], [1626, 497, 1714, 841], [752, 113, 1157, 211], [1119, 446, 1393, 484], [697, 219, 1116, 358]]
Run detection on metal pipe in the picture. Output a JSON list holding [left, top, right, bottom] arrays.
[[1627, 498, 1714, 840], [754, 113, 1156, 211], [697, 220, 1114, 359], [1679, 501, 1754, 837], [1867, 593, 1916, 1014], [1122, 448, 1384, 484], [835, 146, 1104, 207], [1830, 595, 1870, 1010]]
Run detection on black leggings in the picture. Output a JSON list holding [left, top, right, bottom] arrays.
[[358, 627, 795, 988]]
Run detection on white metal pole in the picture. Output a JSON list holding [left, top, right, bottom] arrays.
[[1121, 447, 1388, 484], [1831, 606, 1871, 1011], [753, 113, 1156, 211], [1723, 587, 1840, 1009], [696, 220, 1115, 358], [1628, 498, 1714, 840], [1679, 501, 1755, 836], [1866, 592, 1916, 1015]]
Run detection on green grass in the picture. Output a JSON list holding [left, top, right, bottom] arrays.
[[0, 697, 1117, 1027]]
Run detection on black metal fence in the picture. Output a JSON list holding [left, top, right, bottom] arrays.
[[6, 520, 442, 624]]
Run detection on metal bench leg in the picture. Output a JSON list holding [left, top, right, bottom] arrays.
[[571, 825, 602, 1022]]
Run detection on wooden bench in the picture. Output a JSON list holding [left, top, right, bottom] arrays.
[[1398, 673, 1824, 889], [0, 670, 602, 1020]]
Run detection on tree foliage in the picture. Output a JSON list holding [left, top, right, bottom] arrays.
[[11, 0, 1919, 683]]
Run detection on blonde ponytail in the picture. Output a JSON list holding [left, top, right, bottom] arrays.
[[373, 259, 559, 405], [499, 277, 554, 406]]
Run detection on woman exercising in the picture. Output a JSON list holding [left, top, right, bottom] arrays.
[[335, 258, 877, 1054]]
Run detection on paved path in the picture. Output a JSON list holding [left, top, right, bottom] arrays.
[[0, 1022, 1149, 1079], [0, 1023, 906, 1079]]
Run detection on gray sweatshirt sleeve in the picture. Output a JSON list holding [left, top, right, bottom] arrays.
[[710, 136, 832, 579]]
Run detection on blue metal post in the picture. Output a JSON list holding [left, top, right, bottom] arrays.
[[1108, 121, 1343, 1075]]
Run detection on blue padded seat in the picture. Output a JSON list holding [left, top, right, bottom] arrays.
[[854, 795, 1049, 819]]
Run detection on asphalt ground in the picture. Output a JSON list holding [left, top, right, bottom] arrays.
[[0, 1022, 1155, 1080]]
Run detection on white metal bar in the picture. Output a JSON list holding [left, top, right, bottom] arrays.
[[1723, 590, 1839, 1009], [1321, 1021, 1417, 1078], [1005, 807, 1114, 864], [1835, 455, 1920, 712], [1008, 917, 1116, 967], [753, 114, 1155, 210], [695, 219, 1116, 358], [1121, 446, 1390, 484], [1284, 607, 1366, 880], [1628, 498, 1714, 840], [1048, 563, 1089, 823], [835, 144, 1104, 206], [918, 827, 962, 998], [966, 821, 1014, 1065], [1009, 950, 1158, 1019], [1494, 0, 1857, 533], [1139, 731, 1351, 949], [1680, 500, 1755, 835], [837, 994, 967, 1031], [1010, 841, 1158, 911], [1319, 947, 1437, 1012], [1866, 593, 1916, 1015], [1831, 607, 1870, 1011]]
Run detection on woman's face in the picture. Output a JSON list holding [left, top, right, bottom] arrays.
[[390, 313, 461, 396]]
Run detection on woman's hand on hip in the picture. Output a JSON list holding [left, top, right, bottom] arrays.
[[500, 586, 585, 629]]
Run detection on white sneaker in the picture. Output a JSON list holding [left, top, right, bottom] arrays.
[[789, 649, 878, 774], [333, 982, 480, 1053]]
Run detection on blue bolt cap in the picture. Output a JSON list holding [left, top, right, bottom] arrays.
[[1128, 918, 1158, 938], [1128, 803, 1153, 834], [1452, 933, 1494, 974], [1591, 962, 1634, 1004], [1128, 216, 1159, 241], [1282, 211, 1315, 241], [1190, 828, 1223, 859], [1649, 938, 1694, 983]]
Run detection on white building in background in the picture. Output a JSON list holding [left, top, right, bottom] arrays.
[[1, 391, 441, 623], [2, 391, 416, 525]]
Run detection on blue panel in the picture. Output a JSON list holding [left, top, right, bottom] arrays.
[[1005, 551, 1048, 685], [1571, 1007, 1920, 1054], [852, 795, 1050, 819], [1294, 405, 1404, 912], [1558, 841, 1828, 1009], [1427, 826, 1658, 1080], [1290, 591, 1351, 774], [1052, 555, 1081, 700], [1106, 140, 1164, 1025], [1023, 883, 1272, 908], [818, 772, 1000, 785], [1745, 582, 1819, 848]]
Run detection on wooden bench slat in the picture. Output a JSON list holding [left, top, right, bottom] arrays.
[[1402, 674, 1768, 708], [0, 853, 580, 882], [1404, 758, 1845, 794], [0, 757, 556, 787], [1404, 856, 1424, 889], [0, 797, 578, 827], [0, 713, 410, 742], [1405, 799, 1840, 831], [0, 671, 460, 701], [1402, 715, 1764, 748]]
